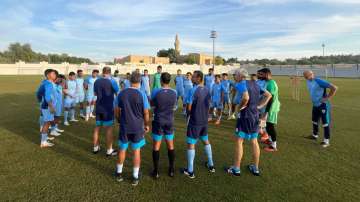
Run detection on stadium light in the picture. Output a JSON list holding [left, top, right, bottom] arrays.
[[210, 30, 217, 69]]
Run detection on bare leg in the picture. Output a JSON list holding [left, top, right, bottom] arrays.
[[250, 138, 260, 168], [93, 126, 100, 146], [105, 126, 114, 151], [233, 137, 244, 168]]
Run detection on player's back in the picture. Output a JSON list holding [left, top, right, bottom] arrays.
[[152, 88, 177, 124], [94, 77, 117, 113], [117, 88, 147, 134], [188, 86, 210, 126]]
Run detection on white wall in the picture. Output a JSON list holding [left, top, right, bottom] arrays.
[[0, 62, 240, 75]]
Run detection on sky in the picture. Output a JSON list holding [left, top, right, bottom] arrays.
[[1, 0, 360, 62]]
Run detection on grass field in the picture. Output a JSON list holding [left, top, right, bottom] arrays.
[[0, 75, 359, 201]]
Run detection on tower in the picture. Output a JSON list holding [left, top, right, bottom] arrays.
[[174, 34, 180, 55]]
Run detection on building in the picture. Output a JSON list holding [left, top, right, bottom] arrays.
[[115, 55, 169, 65], [188, 53, 214, 65]]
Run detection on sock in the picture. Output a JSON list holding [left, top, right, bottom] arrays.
[[64, 111, 69, 122], [116, 164, 123, 174], [187, 149, 195, 173], [324, 126, 330, 139], [272, 141, 277, 149], [39, 116, 44, 128], [70, 109, 75, 119], [204, 144, 214, 167], [167, 149, 175, 169], [41, 133, 47, 143], [55, 124, 58, 130], [323, 139, 330, 144], [313, 122, 319, 137], [93, 145, 100, 152], [86, 106, 90, 116], [90, 105, 94, 114], [133, 167, 140, 179], [107, 148, 114, 155], [152, 150, 160, 172]]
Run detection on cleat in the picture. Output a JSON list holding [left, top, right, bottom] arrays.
[[320, 142, 330, 148], [132, 177, 140, 186], [93, 146, 100, 154], [305, 135, 318, 140], [180, 168, 195, 179], [85, 115, 89, 121], [47, 136, 55, 141], [168, 167, 175, 177], [248, 164, 260, 176], [264, 146, 277, 152], [80, 114, 86, 119], [106, 149, 117, 157], [40, 141, 54, 148], [228, 114, 236, 120], [205, 162, 216, 173], [90, 114, 96, 118], [50, 130, 61, 137], [151, 170, 160, 179], [64, 121, 70, 126], [262, 139, 272, 145], [224, 166, 241, 176], [55, 128, 64, 133], [115, 172, 124, 182], [70, 119, 79, 122]]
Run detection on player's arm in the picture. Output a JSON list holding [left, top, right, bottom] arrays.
[[142, 92, 151, 133], [258, 89, 272, 109], [238, 91, 249, 111], [115, 107, 121, 122], [44, 83, 55, 112], [323, 83, 338, 102], [83, 79, 88, 90]]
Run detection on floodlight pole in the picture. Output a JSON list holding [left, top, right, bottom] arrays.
[[322, 43, 325, 57], [210, 30, 217, 69]]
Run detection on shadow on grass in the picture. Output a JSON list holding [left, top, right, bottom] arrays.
[[0, 93, 113, 175]]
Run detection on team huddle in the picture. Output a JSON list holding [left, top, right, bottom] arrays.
[[36, 65, 337, 186]]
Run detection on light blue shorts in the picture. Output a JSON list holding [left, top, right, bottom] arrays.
[[76, 93, 85, 103], [55, 103, 62, 117], [152, 133, 174, 142], [235, 131, 258, 140], [118, 139, 146, 150], [211, 101, 223, 109], [64, 97, 76, 108], [95, 120, 114, 127], [41, 108, 54, 122], [86, 95, 97, 103], [186, 135, 208, 145]]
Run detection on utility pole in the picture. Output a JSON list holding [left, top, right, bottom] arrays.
[[210, 30, 217, 69]]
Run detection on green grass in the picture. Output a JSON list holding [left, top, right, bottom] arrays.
[[0, 75, 359, 201]]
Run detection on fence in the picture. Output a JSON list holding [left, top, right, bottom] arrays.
[[0, 62, 359, 78]]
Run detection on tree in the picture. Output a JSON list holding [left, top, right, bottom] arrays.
[[215, 56, 225, 65], [157, 48, 177, 63], [0, 42, 94, 64], [185, 55, 196, 64]]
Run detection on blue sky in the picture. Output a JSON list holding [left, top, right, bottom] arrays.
[[1, 0, 360, 62]]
